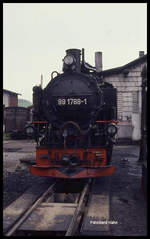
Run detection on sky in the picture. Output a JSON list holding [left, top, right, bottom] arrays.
[[3, 3, 147, 103]]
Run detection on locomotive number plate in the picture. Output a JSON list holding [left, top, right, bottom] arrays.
[[57, 98, 88, 105]]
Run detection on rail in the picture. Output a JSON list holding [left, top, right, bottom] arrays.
[[65, 179, 91, 236], [5, 183, 56, 236]]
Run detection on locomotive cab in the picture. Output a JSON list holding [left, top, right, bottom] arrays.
[[30, 49, 118, 179]]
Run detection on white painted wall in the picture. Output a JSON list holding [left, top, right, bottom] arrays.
[[132, 113, 141, 140], [103, 61, 146, 141]]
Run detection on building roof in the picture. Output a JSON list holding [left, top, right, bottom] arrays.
[[3, 89, 21, 96], [101, 54, 147, 76]]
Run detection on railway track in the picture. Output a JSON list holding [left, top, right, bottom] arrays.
[[4, 183, 56, 236], [3, 178, 111, 236]]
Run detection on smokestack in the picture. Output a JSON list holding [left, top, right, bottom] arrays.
[[139, 51, 144, 58], [95, 52, 102, 72], [66, 49, 81, 72]]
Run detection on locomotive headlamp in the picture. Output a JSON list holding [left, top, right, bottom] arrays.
[[64, 55, 74, 65], [25, 126, 34, 136], [106, 123, 117, 136]]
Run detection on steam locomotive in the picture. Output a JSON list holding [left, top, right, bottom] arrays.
[[29, 49, 118, 179]]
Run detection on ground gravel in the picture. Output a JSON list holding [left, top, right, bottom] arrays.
[[3, 167, 43, 209], [3, 140, 42, 209]]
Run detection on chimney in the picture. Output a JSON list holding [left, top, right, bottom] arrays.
[[66, 49, 81, 72], [95, 52, 102, 72], [139, 51, 144, 58]]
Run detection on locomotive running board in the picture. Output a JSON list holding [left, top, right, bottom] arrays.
[[30, 165, 116, 178]]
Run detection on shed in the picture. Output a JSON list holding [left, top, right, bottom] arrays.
[[3, 89, 21, 132], [3, 89, 21, 107], [101, 52, 147, 143]]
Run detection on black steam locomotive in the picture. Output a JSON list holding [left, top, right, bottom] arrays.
[[29, 49, 118, 178]]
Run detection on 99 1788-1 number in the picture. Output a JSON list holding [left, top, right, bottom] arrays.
[[58, 98, 87, 105]]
